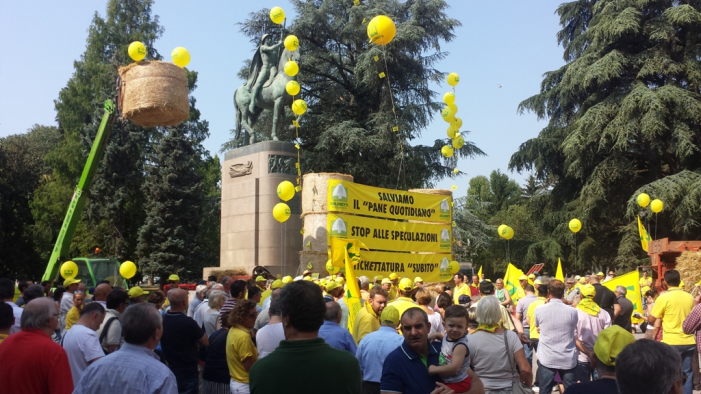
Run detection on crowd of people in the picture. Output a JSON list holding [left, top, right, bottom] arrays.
[[0, 267, 696, 394]]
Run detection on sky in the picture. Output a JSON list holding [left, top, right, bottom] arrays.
[[0, 0, 566, 193]]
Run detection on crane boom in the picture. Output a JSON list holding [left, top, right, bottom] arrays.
[[42, 100, 117, 282]]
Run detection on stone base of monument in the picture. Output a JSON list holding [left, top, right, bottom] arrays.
[[203, 141, 302, 279]]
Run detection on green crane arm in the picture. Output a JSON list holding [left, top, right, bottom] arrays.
[[42, 100, 117, 282]]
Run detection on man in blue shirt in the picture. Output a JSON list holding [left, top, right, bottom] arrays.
[[381, 308, 483, 394], [356, 305, 404, 394], [319, 301, 357, 354]]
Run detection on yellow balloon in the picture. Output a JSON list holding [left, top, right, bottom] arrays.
[[500, 226, 514, 240], [269, 6, 285, 24], [448, 104, 458, 115], [443, 92, 455, 105], [452, 136, 465, 149], [447, 125, 459, 139], [651, 199, 664, 213], [292, 99, 307, 115], [284, 35, 300, 51], [60, 261, 78, 279], [367, 15, 396, 46], [277, 180, 295, 201], [637, 193, 650, 208], [569, 218, 582, 233], [451, 117, 463, 130], [441, 145, 454, 158], [449, 261, 460, 274], [285, 81, 301, 96], [284, 60, 299, 77], [273, 202, 291, 223], [441, 107, 455, 123], [447, 72, 460, 87], [326, 260, 340, 275], [128, 41, 146, 61], [498, 224, 507, 235], [119, 261, 137, 279], [171, 47, 190, 67]]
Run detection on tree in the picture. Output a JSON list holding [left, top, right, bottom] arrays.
[[227, 0, 485, 189], [510, 1, 701, 272]]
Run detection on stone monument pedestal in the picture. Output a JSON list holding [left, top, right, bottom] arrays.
[[204, 141, 302, 278]]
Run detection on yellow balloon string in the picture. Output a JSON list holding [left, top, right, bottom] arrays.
[[379, 44, 404, 189]]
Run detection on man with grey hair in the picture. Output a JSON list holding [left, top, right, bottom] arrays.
[[359, 275, 370, 302], [194, 283, 223, 328], [0, 298, 74, 393], [221, 275, 232, 299], [187, 284, 207, 318], [74, 303, 178, 393], [615, 339, 684, 394], [613, 285, 634, 332]]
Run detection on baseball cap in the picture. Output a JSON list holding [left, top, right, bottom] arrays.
[[458, 295, 471, 305], [374, 275, 384, 282], [64, 278, 81, 286], [326, 281, 340, 292], [128, 286, 149, 298], [479, 281, 494, 295], [578, 277, 587, 284], [255, 276, 266, 282], [335, 277, 345, 285], [381, 278, 392, 285], [414, 277, 424, 284], [528, 274, 536, 280], [168, 274, 180, 281], [580, 284, 596, 298], [534, 279, 543, 285], [380, 305, 400, 326], [519, 275, 528, 281], [399, 277, 414, 291], [389, 273, 399, 280], [304, 276, 313, 281], [594, 325, 635, 366], [282, 276, 293, 284], [597, 272, 604, 276], [271, 279, 284, 290]]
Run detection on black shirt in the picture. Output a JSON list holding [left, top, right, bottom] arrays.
[[593, 284, 616, 320], [202, 328, 230, 383], [161, 311, 205, 378], [613, 295, 634, 331], [564, 378, 618, 394]]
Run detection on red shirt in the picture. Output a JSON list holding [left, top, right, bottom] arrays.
[[0, 329, 73, 394]]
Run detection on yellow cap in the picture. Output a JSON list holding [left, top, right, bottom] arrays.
[[304, 276, 313, 281], [597, 272, 604, 276], [580, 284, 596, 298], [374, 275, 384, 282], [168, 274, 180, 281], [255, 276, 266, 282], [282, 276, 293, 284], [271, 279, 283, 290], [518, 275, 528, 281], [326, 280, 340, 292], [313, 280, 320, 285], [534, 279, 543, 285], [319, 279, 327, 286], [594, 325, 635, 366], [64, 278, 81, 286], [399, 277, 414, 291], [380, 305, 400, 326], [389, 273, 399, 280], [414, 277, 424, 284], [335, 277, 345, 285], [578, 277, 587, 284], [381, 278, 392, 285], [128, 286, 149, 298], [528, 274, 536, 280]]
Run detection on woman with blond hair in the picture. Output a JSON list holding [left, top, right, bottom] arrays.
[[226, 300, 258, 393], [415, 288, 445, 341]]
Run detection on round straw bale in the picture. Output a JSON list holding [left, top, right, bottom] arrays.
[[675, 251, 701, 292], [302, 173, 353, 215], [118, 61, 189, 127], [302, 213, 329, 252]]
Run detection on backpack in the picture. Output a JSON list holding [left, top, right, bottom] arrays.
[[99, 317, 118, 355]]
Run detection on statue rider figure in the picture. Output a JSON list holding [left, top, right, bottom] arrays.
[[247, 30, 286, 114]]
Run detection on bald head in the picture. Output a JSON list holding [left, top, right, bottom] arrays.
[[93, 283, 112, 301], [167, 289, 189, 311], [324, 301, 342, 323], [588, 275, 600, 284]]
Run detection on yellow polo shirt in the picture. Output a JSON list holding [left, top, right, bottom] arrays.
[[651, 287, 696, 345], [352, 303, 380, 344], [526, 297, 547, 340], [65, 306, 80, 331], [453, 283, 471, 304], [226, 325, 258, 383], [390, 297, 421, 322]]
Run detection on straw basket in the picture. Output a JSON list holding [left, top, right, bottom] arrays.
[[407, 189, 453, 224], [675, 251, 701, 292], [118, 61, 189, 127], [302, 173, 353, 214]]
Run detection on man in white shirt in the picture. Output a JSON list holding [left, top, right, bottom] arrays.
[[62, 302, 106, 387], [96, 290, 128, 354], [60, 278, 81, 333], [256, 299, 285, 358]]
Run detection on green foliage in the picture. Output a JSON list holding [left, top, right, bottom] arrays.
[[510, 0, 701, 273], [226, 0, 484, 189]]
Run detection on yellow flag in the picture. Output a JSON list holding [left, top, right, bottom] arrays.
[[477, 266, 483, 279], [556, 258, 564, 282], [603, 270, 645, 324], [503, 263, 526, 299], [331, 237, 368, 331], [637, 216, 650, 252]]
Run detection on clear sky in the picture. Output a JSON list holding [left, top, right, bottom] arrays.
[[0, 0, 565, 193]]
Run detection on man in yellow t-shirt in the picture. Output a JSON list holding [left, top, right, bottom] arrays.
[[639, 271, 652, 295], [649, 269, 695, 394], [352, 286, 388, 344], [526, 284, 548, 348], [65, 291, 86, 331], [452, 273, 471, 305], [389, 278, 422, 323]]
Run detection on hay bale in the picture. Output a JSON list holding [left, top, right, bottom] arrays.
[[303, 213, 329, 252], [118, 61, 189, 127], [302, 173, 353, 214], [676, 251, 701, 292]]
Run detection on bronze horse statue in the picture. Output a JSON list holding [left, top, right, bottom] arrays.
[[234, 46, 301, 145]]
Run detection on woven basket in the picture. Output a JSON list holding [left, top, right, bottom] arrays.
[[302, 173, 354, 215], [118, 61, 189, 127]]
